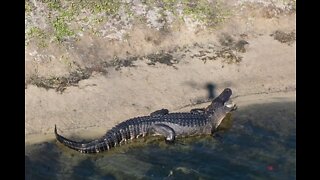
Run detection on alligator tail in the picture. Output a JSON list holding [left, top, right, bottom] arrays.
[[54, 125, 113, 153]]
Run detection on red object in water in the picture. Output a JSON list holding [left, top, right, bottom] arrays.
[[267, 165, 274, 171]]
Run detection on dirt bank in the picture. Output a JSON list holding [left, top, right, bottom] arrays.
[[25, 0, 296, 143]]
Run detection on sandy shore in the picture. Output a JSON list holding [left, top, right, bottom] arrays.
[[25, 90, 295, 145], [25, 1, 296, 144], [25, 30, 295, 140]]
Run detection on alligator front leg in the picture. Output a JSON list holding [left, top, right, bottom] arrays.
[[190, 108, 206, 114], [150, 109, 169, 117], [149, 124, 176, 143]]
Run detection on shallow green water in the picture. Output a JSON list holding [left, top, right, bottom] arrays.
[[25, 101, 296, 180]]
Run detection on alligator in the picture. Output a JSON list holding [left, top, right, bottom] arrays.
[[55, 88, 237, 153]]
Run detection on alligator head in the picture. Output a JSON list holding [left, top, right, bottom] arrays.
[[205, 88, 237, 130]]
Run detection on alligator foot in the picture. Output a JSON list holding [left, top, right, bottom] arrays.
[[149, 124, 176, 143], [212, 133, 223, 143], [165, 139, 175, 145], [150, 109, 169, 117], [172, 140, 186, 146]]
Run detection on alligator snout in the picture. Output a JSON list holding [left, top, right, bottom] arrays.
[[217, 88, 233, 103]]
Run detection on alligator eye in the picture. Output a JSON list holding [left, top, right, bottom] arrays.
[[225, 88, 231, 93]]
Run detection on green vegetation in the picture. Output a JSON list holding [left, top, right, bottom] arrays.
[[140, 0, 231, 26], [25, 1, 33, 13], [26, 0, 233, 46], [40, 0, 61, 10], [25, 27, 47, 47], [92, 0, 120, 14], [26, 0, 124, 44], [182, 0, 231, 26], [52, 12, 75, 42]]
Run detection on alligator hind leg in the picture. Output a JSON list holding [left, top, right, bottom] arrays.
[[149, 124, 175, 143], [150, 109, 169, 117]]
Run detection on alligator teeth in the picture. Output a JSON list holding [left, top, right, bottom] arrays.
[[226, 103, 233, 108], [224, 100, 234, 108]]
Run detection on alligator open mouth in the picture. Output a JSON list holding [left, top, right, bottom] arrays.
[[224, 100, 237, 111], [209, 88, 237, 112]]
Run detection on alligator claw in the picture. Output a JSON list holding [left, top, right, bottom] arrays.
[[165, 140, 175, 145], [212, 133, 223, 143]]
